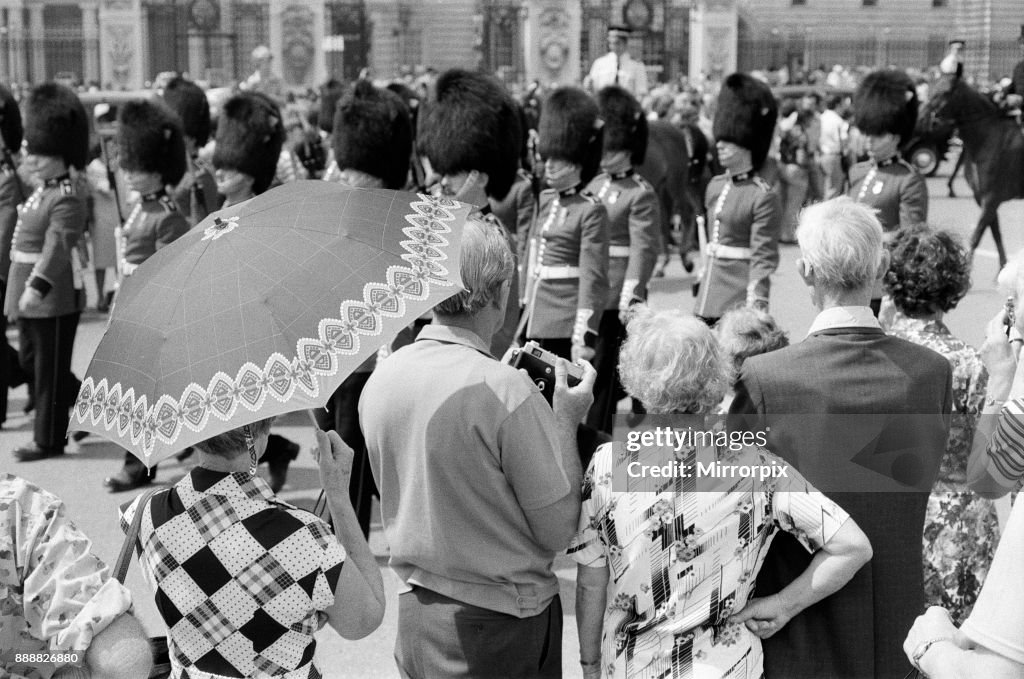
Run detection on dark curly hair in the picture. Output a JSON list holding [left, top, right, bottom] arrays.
[[884, 224, 971, 316]]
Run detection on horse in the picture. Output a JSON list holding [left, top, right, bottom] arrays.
[[923, 73, 1024, 267], [637, 119, 693, 264]]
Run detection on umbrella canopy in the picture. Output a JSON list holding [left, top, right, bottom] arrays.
[[71, 181, 471, 465]]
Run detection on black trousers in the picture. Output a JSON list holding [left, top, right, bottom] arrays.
[[320, 371, 377, 537], [18, 312, 80, 451], [587, 310, 626, 435], [395, 587, 562, 679]]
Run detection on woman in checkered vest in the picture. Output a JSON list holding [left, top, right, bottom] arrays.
[[120, 421, 385, 679]]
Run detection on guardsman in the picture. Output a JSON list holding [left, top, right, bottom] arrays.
[[8, 83, 90, 461], [103, 98, 190, 492], [694, 73, 782, 325], [212, 91, 284, 207], [847, 69, 927, 315], [586, 85, 660, 433], [0, 83, 27, 427], [525, 86, 609, 364], [322, 78, 412, 535], [417, 68, 522, 357], [162, 76, 219, 225]]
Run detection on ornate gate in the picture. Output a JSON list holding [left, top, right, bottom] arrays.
[[580, 0, 690, 86], [481, 1, 523, 85], [324, 1, 368, 82]]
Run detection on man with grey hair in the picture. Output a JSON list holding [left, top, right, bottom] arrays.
[[730, 196, 953, 679], [360, 216, 596, 679]]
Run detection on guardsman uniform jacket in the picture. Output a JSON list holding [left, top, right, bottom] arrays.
[[120, 189, 189, 277], [0, 151, 27, 282], [847, 156, 928, 233], [173, 157, 220, 226], [585, 168, 660, 310], [695, 171, 781, 320], [490, 169, 536, 258], [524, 184, 609, 345], [4, 174, 88, 318]]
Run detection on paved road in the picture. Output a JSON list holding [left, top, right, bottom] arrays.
[[5, 169, 1023, 678]]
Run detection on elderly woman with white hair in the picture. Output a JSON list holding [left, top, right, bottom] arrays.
[[570, 308, 871, 679]]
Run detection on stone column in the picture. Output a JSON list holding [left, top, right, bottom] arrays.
[[689, 0, 737, 82], [4, 5, 27, 86], [365, 0, 399, 81], [28, 3, 44, 82], [80, 2, 100, 86], [268, 0, 325, 90], [522, 0, 580, 86], [98, 0, 144, 90]]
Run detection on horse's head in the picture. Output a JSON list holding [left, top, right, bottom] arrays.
[[922, 73, 997, 128]]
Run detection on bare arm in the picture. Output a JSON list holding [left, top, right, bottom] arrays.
[[316, 429, 386, 640], [731, 518, 871, 638], [917, 639, 1024, 679], [576, 564, 609, 679]]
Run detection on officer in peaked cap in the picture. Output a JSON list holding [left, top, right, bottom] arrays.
[[417, 68, 523, 356], [0, 83, 27, 428], [319, 78, 413, 535], [525, 86, 609, 371], [585, 85, 660, 434], [103, 98, 191, 492], [587, 25, 649, 97], [162, 76, 220, 225], [9, 83, 90, 461], [694, 72, 782, 325], [848, 68, 927, 315]]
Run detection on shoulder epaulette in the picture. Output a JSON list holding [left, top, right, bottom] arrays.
[[632, 174, 654, 191], [753, 176, 773, 192], [579, 190, 600, 204], [159, 195, 178, 213], [516, 168, 533, 183]]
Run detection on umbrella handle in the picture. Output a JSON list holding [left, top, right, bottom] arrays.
[[306, 409, 321, 430]]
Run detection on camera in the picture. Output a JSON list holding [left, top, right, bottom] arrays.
[[506, 341, 583, 405]]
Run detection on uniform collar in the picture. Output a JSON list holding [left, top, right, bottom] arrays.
[[558, 183, 581, 198], [730, 170, 752, 183], [874, 156, 898, 168], [141, 188, 168, 203], [43, 173, 70, 187], [609, 168, 634, 180]]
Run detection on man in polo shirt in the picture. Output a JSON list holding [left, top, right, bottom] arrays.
[[360, 215, 596, 679], [587, 25, 649, 97]]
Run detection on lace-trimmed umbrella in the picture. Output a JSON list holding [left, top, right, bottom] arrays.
[[70, 181, 471, 466]]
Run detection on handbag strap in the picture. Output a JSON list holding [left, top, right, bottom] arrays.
[[113, 488, 165, 584]]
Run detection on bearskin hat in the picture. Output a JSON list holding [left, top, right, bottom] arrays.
[[24, 83, 89, 170], [597, 85, 648, 166], [212, 91, 284, 195], [712, 73, 777, 170], [161, 76, 211, 148], [417, 69, 522, 201], [0, 84, 21, 153], [116, 99, 187, 186], [318, 79, 345, 135], [852, 69, 919, 144], [537, 86, 603, 183], [332, 80, 412, 190]]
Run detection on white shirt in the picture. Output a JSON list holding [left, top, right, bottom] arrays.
[[961, 494, 1024, 665], [806, 306, 881, 336], [819, 109, 847, 155], [589, 52, 648, 96]]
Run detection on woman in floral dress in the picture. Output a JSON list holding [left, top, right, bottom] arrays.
[[569, 309, 872, 679], [884, 224, 999, 622]]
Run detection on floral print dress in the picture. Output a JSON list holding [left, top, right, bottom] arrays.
[[569, 439, 850, 679], [888, 313, 999, 622]]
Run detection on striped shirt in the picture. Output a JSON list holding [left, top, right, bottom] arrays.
[[986, 398, 1024, 487]]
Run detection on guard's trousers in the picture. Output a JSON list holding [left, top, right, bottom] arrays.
[[18, 312, 80, 451]]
